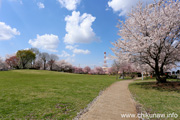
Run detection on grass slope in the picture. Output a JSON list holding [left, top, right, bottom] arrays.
[[129, 80, 180, 120], [0, 70, 117, 119]]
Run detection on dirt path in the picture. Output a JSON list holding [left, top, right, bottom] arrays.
[[79, 80, 138, 120]]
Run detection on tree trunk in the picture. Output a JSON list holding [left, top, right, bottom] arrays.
[[156, 74, 167, 83], [44, 60, 46, 70], [22, 63, 25, 69], [116, 71, 118, 80], [155, 61, 166, 83], [122, 70, 124, 79], [160, 66, 164, 76], [50, 64, 52, 71]]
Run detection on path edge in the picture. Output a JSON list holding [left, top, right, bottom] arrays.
[[73, 81, 119, 120], [128, 80, 149, 120]]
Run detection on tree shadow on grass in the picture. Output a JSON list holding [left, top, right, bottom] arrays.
[[133, 81, 180, 93]]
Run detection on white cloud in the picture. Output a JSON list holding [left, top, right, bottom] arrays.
[[65, 45, 90, 55], [64, 11, 98, 44], [58, 50, 75, 63], [108, 0, 154, 16], [57, 0, 80, 11], [0, 22, 20, 40], [58, 50, 71, 57], [73, 48, 90, 54], [29, 34, 60, 52], [37, 2, 45, 9], [65, 45, 75, 50], [65, 44, 90, 55], [65, 45, 79, 50]]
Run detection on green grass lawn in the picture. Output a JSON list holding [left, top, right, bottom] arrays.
[[129, 79, 180, 120], [0, 70, 117, 119]]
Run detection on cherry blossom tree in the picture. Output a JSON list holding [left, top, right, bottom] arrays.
[[83, 66, 91, 74], [34, 59, 43, 70], [112, 60, 136, 79], [0, 57, 8, 70], [111, 0, 180, 83], [111, 60, 121, 79], [88, 69, 95, 74], [108, 67, 116, 75], [47, 54, 59, 71], [94, 67, 105, 75], [74, 67, 84, 74], [55, 60, 73, 72]]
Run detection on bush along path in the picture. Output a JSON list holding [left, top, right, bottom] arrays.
[[77, 79, 138, 120]]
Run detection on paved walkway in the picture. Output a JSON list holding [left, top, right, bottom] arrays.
[[79, 80, 138, 120]]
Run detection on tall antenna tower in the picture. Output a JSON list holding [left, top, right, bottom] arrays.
[[103, 52, 107, 68]]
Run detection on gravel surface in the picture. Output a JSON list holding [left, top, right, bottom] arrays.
[[78, 80, 138, 120]]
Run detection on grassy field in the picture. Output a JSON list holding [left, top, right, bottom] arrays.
[[0, 70, 117, 119], [129, 79, 180, 120]]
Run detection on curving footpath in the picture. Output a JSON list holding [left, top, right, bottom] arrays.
[[79, 80, 138, 120]]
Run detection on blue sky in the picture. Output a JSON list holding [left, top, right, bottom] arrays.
[[0, 0, 154, 68]]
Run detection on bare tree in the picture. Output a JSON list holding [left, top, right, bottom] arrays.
[[112, 60, 121, 80], [40, 52, 50, 70], [30, 48, 40, 68]]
